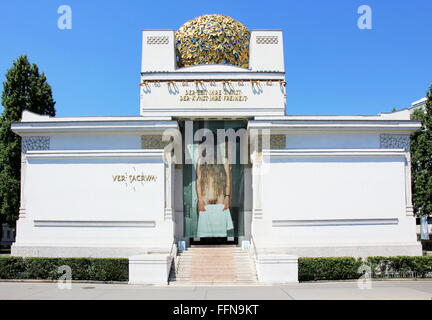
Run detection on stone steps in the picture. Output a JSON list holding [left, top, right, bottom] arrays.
[[169, 245, 257, 284]]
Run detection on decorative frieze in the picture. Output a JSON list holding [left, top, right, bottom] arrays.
[[270, 134, 286, 149], [253, 208, 263, 220], [380, 134, 410, 151], [22, 136, 50, 153], [253, 134, 286, 151], [256, 36, 278, 44], [141, 135, 170, 149], [146, 36, 169, 45]]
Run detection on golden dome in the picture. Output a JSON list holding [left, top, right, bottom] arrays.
[[175, 14, 250, 68]]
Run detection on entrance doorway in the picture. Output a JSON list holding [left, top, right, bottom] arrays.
[[190, 237, 238, 245], [180, 120, 246, 246]]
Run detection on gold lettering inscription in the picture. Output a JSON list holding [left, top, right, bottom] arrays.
[[179, 89, 248, 103], [112, 174, 157, 183], [112, 175, 126, 182]]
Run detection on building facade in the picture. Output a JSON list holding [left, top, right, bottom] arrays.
[[10, 15, 422, 283]]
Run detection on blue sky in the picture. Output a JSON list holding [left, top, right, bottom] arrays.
[[0, 0, 431, 116]]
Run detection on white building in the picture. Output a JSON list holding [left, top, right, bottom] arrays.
[[10, 15, 422, 284], [408, 97, 427, 114]]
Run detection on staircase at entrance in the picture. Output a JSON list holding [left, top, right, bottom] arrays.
[[169, 245, 257, 283]]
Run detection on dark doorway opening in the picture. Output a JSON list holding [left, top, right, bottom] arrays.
[[190, 237, 238, 245]]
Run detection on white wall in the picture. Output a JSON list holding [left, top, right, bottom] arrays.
[[13, 151, 174, 257], [266, 156, 405, 221], [50, 134, 141, 150], [285, 132, 379, 149], [253, 150, 420, 256], [141, 30, 176, 73], [249, 30, 284, 72], [140, 79, 285, 117], [25, 159, 164, 222]]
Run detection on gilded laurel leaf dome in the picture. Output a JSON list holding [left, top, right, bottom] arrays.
[[175, 14, 250, 68]]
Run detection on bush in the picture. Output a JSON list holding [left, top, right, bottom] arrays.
[[298, 257, 363, 281], [0, 257, 128, 282], [0, 256, 26, 279], [2, 255, 432, 282], [298, 256, 432, 281]]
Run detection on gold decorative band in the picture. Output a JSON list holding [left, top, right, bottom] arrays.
[[139, 79, 286, 86]]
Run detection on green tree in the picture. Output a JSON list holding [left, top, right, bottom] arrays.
[[410, 84, 432, 217], [0, 55, 56, 229]]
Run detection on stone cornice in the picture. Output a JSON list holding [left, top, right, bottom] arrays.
[[12, 120, 179, 135], [25, 149, 164, 160], [248, 119, 420, 133]]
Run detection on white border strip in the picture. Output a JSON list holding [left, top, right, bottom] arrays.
[[34, 220, 156, 228], [272, 218, 399, 227], [26, 149, 164, 160], [263, 149, 406, 158]]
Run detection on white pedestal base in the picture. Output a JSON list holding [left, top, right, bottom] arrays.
[[255, 254, 298, 283], [128, 254, 172, 285]]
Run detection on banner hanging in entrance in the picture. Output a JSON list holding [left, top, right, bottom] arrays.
[[182, 120, 245, 239]]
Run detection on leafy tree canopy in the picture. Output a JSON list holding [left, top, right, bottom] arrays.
[[410, 84, 432, 217], [0, 55, 56, 225]]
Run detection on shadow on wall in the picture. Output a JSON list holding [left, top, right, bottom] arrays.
[[1, 224, 15, 249]]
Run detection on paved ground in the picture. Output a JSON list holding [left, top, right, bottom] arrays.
[[0, 280, 431, 300]]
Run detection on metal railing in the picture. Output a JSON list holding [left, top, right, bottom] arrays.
[[250, 235, 259, 262], [168, 241, 178, 277]]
